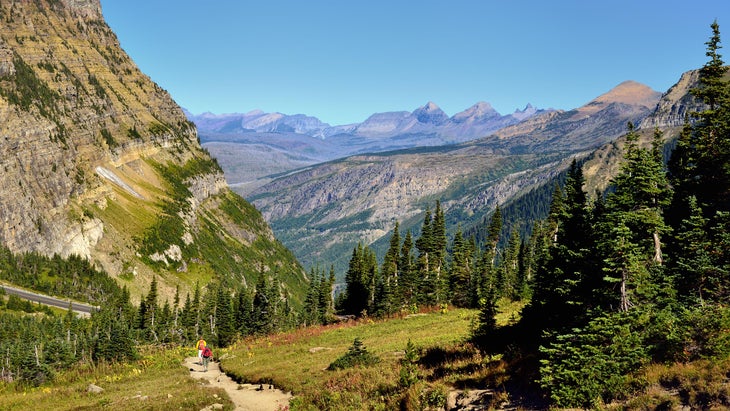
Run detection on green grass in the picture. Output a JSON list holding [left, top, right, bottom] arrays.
[[221, 308, 479, 409], [0, 346, 233, 411]]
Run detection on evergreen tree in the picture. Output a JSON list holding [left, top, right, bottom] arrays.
[[486, 205, 503, 267], [472, 285, 498, 346], [252, 274, 274, 334], [432, 200, 448, 294], [215, 285, 234, 347], [498, 228, 521, 299], [340, 243, 377, 316], [200, 284, 218, 340], [234, 286, 253, 336], [378, 223, 401, 316], [514, 240, 531, 300], [137, 276, 159, 341], [448, 226, 474, 307], [668, 21, 730, 305], [471, 207, 504, 307], [173, 284, 180, 327], [302, 267, 321, 326], [319, 266, 336, 323], [413, 203, 449, 306], [672, 196, 712, 302], [598, 124, 672, 311], [523, 162, 593, 336], [415, 208, 434, 305], [398, 230, 416, 311]]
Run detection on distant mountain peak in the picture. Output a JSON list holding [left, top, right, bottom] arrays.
[[591, 81, 662, 109], [245, 109, 266, 116], [413, 101, 449, 125], [511, 103, 538, 121], [423, 101, 440, 110], [451, 101, 499, 123]]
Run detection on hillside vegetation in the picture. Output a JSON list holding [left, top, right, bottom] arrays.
[[0, 0, 308, 306], [0, 1, 729, 410], [222, 307, 480, 409]]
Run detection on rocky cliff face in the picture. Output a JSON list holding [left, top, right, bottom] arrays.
[[639, 70, 705, 129], [0, 0, 306, 301]]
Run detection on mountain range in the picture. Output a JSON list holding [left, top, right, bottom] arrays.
[[189, 102, 549, 194], [189, 101, 545, 141], [236, 80, 686, 274]]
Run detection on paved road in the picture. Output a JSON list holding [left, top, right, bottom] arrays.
[[1, 285, 98, 316]]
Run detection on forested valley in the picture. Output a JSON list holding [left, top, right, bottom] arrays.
[[1, 21, 730, 410]]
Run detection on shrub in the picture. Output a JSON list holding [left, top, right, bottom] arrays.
[[328, 338, 380, 370], [539, 311, 648, 408], [399, 339, 420, 388]]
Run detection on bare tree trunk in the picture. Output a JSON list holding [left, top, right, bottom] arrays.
[[620, 268, 630, 312], [653, 232, 663, 265]]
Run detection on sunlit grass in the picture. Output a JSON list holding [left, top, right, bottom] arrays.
[[615, 359, 730, 410], [221, 307, 479, 409], [0, 346, 233, 411]]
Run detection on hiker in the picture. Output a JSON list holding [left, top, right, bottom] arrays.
[[201, 345, 212, 372], [196, 337, 207, 364]]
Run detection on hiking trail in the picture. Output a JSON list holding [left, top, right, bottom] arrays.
[[185, 356, 292, 411]]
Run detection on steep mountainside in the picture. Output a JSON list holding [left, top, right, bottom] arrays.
[[0, 0, 307, 303], [582, 71, 707, 197], [248, 81, 663, 274]]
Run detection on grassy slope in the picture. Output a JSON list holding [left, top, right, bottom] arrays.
[[1, 299, 727, 410], [220, 307, 493, 410], [0, 346, 233, 411]]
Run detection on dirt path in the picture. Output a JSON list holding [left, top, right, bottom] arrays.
[[185, 357, 292, 411]]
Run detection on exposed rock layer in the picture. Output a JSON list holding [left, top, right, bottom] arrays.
[[0, 0, 306, 301]]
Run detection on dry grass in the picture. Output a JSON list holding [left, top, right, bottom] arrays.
[[609, 359, 730, 411], [0, 346, 233, 411], [220, 307, 479, 409]]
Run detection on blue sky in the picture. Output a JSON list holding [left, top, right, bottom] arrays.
[[101, 1, 729, 125]]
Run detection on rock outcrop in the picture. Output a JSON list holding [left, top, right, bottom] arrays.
[[0, 0, 306, 301]]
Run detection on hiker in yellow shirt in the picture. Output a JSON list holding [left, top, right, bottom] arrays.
[[196, 338, 206, 364]]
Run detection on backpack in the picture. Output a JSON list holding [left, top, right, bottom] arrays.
[[202, 346, 212, 358]]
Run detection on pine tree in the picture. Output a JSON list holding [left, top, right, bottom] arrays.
[[378, 223, 401, 316], [252, 274, 274, 334], [448, 226, 474, 307], [598, 124, 672, 311], [415, 208, 434, 306], [486, 206, 503, 267], [234, 287, 253, 335], [498, 228, 521, 299], [523, 179, 585, 341], [173, 284, 180, 327], [432, 201, 448, 285], [215, 285, 234, 347], [137, 276, 159, 341], [672, 196, 715, 303], [398, 230, 416, 311], [318, 266, 336, 323], [302, 267, 321, 326], [472, 285, 498, 346], [340, 243, 376, 316], [668, 21, 730, 305]]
